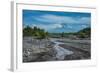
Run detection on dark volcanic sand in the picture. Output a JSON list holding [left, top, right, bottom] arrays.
[[59, 44, 91, 60]]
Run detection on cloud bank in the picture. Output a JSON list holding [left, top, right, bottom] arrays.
[[34, 14, 90, 24], [23, 10, 91, 32]]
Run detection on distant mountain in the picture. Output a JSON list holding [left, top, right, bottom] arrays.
[[77, 27, 91, 38]]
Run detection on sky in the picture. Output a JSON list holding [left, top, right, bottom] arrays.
[[23, 10, 91, 33]]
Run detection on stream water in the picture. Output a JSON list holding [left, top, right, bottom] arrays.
[[52, 40, 73, 60]]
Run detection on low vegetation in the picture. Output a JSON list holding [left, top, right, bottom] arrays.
[[23, 26, 91, 39]]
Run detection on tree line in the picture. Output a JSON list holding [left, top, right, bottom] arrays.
[[76, 27, 91, 38], [23, 26, 91, 39], [23, 26, 49, 39]]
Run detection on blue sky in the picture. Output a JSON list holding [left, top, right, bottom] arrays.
[[23, 10, 91, 33]]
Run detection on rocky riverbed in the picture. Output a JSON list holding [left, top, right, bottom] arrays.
[[23, 37, 91, 62], [23, 37, 57, 62], [59, 44, 91, 60]]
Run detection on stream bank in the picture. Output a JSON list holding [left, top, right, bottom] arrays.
[[23, 37, 90, 62]]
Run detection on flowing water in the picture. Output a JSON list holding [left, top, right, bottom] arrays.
[[52, 40, 73, 60]]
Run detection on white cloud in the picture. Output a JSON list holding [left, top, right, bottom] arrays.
[[32, 23, 63, 31], [54, 24, 63, 28], [30, 14, 90, 32], [81, 25, 87, 28], [34, 14, 90, 24]]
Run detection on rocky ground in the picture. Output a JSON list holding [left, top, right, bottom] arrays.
[[23, 37, 57, 62], [23, 37, 91, 62], [59, 40, 91, 60]]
